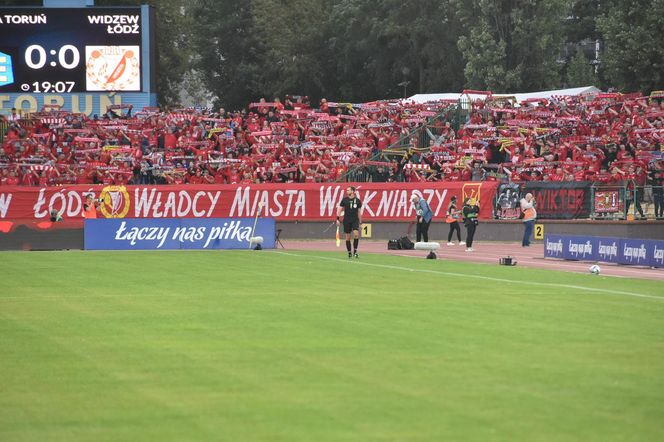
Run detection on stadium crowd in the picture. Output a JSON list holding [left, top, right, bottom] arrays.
[[0, 91, 663, 191]]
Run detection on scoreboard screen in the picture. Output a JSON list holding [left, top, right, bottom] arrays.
[[0, 7, 148, 94]]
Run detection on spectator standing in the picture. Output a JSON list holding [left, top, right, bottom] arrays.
[[445, 195, 464, 246], [625, 165, 646, 219], [83, 194, 99, 219], [462, 198, 480, 252], [520, 193, 537, 247], [410, 194, 433, 242], [649, 161, 664, 219], [7, 107, 20, 121], [470, 161, 486, 181]]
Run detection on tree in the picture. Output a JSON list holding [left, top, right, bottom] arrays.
[[251, 0, 332, 99], [455, 0, 568, 92], [327, 0, 464, 100], [325, 0, 387, 100], [565, 0, 601, 43], [371, 0, 465, 95], [458, 27, 511, 91], [596, 0, 664, 93], [190, 0, 266, 110], [566, 49, 597, 87]]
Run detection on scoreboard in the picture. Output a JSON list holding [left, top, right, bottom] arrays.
[[0, 6, 156, 115]]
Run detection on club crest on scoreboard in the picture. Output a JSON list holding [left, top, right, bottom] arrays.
[[85, 46, 140, 91]]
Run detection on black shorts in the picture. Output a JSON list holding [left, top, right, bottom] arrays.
[[343, 219, 360, 234]]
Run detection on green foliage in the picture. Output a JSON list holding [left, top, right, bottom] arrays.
[[190, 0, 465, 106], [325, 0, 379, 100], [596, 0, 664, 93], [566, 49, 597, 87], [565, 0, 601, 42], [458, 27, 510, 91], [251, 0, 332, 99], [455, 0, 568, 92], [190, 1, 266, 110], [352, 0, 463, 96]]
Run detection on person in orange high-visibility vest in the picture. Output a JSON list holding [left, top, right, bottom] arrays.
[[445, 196, 464, 246], [83, 194, 98, 219], [520, 193, 537, 247]]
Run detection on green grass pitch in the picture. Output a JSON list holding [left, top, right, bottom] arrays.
[[1, 250, 663, 441]]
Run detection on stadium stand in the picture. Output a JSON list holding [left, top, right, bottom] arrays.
[[0, 90, 663, 192]]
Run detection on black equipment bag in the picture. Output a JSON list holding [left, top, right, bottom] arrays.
[[387, 239, 401, 250], [399, 236, 414, 250]]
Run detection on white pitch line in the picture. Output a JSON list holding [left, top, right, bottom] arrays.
[[393, 253, 661, 279], [274, 251, 664, 301]]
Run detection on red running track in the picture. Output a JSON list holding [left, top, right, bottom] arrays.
[[278, 240, 664, 282]]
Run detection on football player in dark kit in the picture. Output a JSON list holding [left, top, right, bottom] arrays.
[[336, 186, 364, 258]]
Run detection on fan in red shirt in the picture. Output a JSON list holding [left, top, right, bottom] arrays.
[[226, 167, 240, 184], [0, 168, 9, 186], [572, 165, 588, 181], [5, 169, 20, 186], [164, 130, 178, 150], [549, 167, 565, 182], [187, 168, 204, 184], [210, 166, 226, 184]]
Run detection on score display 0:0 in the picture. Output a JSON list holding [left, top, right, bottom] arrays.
[[26, 81, 76, 93], [24, 44, 81, 70]]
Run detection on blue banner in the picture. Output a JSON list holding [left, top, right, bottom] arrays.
[[650, 241, 664, 268], [562, 235, 598, 261], [544, 234, 664, 268], [84, 218, 275, 250], [544, 234, 565, 259], [596, 237, 620, 264], [619, 239, 651, 266]]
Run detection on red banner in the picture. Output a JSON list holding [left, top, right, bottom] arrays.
[[0, 182, 497, 222], [594, 190, 623, 214]]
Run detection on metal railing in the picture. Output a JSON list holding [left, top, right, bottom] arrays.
[[338, 102, 465, 183], [591, 184, 664, 220], [0, 119, 7, 144]]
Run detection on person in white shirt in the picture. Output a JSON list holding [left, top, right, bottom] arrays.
[[520, 193, 537, 247], [7, 108, 19, 121]]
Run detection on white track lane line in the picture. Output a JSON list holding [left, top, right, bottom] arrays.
[[274, 251, 664, 301]]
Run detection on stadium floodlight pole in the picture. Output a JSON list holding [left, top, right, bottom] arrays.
[[249, 202, 264, 249]]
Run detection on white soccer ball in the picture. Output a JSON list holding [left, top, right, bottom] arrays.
[[589, 264, 601, 275]]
